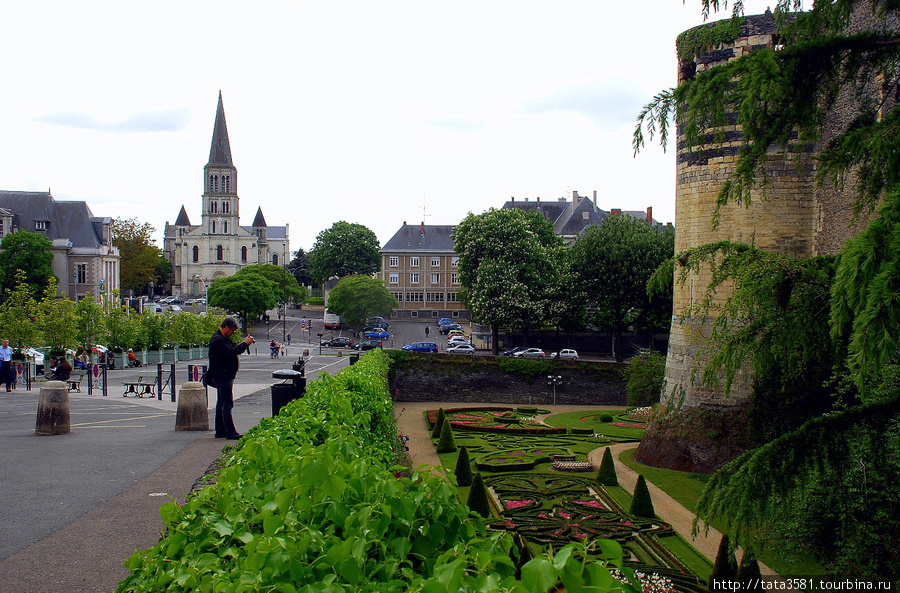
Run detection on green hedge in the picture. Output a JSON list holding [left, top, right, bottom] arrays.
[[117, 349, 632, 593]]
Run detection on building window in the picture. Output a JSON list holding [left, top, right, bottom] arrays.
[[447, 292, 460, 302], [389, 256, 399, 267], [193, 245, 200, 262], [241, 246, 248, 262], [224, 221, 228, 233], [76, 263, 87, 284], [211, 201, 218, 213], [35, 221, 47, 231], [389, 273, 399, 284], [406, 292, 424, 302], [392, 291, 403, 302], [273, 254, 279, 266], [431, 257, 440, 267], [410, 256, 420, 267], [410, 273, 419, 284], [223, 201, 229, 213], [216, 245, 224, 260], [209, 175, 214, 191], [426, 292, 444, 302], [211, 221, 216, 233], [451, 273, 459, 284], [214, 175, 219, 191], [451, 256, 459, 267], [431, 273, 439, 285], [225, 176, 230, 192]]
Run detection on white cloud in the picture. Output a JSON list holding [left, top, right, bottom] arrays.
[[517, 79, 647, 131], [32, 107, 191, 134]]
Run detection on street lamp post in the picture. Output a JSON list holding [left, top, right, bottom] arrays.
[[547, 375, 563, 406]]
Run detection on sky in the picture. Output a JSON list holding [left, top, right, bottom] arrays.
[[0, 0, 777, 252]]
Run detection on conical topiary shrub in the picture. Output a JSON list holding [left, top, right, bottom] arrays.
[[431, 408, 446, 438], [596, 447, 618, 486], [435, 418, 457, 453], [629, 474, 655, 518], [737, 549, 762, 589], [455, 446, 473, 487], [709, 535, 738, 591], [467, 472, 492, 517]]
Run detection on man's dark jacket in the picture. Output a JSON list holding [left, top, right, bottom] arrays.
[[208, 330, 249, 384]]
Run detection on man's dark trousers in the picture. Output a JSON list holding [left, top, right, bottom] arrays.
[[215, 378, 238, 437]]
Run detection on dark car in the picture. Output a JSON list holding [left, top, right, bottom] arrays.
[[439, 323, 463, 335], [358, 339, 382, 351], [402, 342, 438, 353], [501, 346, 527, 357], [323, 336, 354, 349], [367, 316, 389, 328]]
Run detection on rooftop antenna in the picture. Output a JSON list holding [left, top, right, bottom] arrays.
[[421, 194, 431, 224]]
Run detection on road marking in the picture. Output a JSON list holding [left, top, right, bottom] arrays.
[[71, 412, 173, 427]]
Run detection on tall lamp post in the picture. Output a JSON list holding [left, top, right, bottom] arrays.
[[547, 375, 563, 406]]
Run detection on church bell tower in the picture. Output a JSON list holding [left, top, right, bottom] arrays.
[[202, 91, 239, 237]]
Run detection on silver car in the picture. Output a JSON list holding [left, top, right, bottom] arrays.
[[551, 349, 578, 360], [513, 347, 546, 359]]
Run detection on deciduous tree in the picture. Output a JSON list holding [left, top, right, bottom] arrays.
[[208, 274, 279, 330], [111, 218, 168, 294], [0, 270, 41, 351], [0, 230, 55, 299], [308, 222, 380, 284], [326, 275, 397, 334], [238, 264, 306, 306]]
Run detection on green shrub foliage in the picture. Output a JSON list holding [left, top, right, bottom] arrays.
[[599, 412, 614, 423], [737, 549, 762, 590], [455, 446, 473, 487], [467, 472, 492, 518], [629, 475, 655, 519], [709, 535, 738, 591], [432, 407, 446, 438], [623, 350, 666, 407], [436, 418, 458, 453], [596, 447, 618, 487]]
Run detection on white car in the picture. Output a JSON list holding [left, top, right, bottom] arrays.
[[447, 344, 475, 354], [448, 335, 471, 346], [552, 349, 579, 360], [513, 347, 546, 359]]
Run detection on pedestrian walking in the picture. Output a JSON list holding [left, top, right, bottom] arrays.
[[425, 326, 429, 338], [207, 317, 254, 440], [287, 333, 291, 345], [0, 339, 13, 391]]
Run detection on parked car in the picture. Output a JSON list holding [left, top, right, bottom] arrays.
[[439, 323, 463, 335], [365, 327, 389, 339], [551, 349, 579, 360], [446, 329, 468, 338], [437, 317, 453, 327], [323, 336, 355, 349], [364, 321, 389, 331], [500, 346, 526, 357], [448, 335, 471, 346], [447, 344, 475, 354], [323, 309, 342, 329], [513, 347, 546, 359], [169, 305, 184, 313], [367, 316, 388, 328], [357, 339, 382, 351], [402, 342, 438, 353]]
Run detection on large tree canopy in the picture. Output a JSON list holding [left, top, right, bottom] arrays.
[[207, 274, 279, 330], [570, 215, 674, 362], [237, 264, 306, 306], [308, 222, 381, 284], [111, 218, 170, 294], [325, 275, 398, 334], [633, 0, 900, 577], [453, 208, 565, 355], [0, 230, 55, 299]]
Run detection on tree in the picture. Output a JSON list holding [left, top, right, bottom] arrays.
[[453, 208, 565, 355], [629, 475, 655, 519], [208, 274, 279, 329], [325, 275, 397, 334], [237, 264, 306, 306], [466, 473, 492, 518], [0, 271, 41, 352], [288, 248, 315, 287], [0, 230, 55, 299], [75, 296, 103, 353], [111, 218, 168, 294], [308, 222, 380, 284], [709, 535, 738, 591], [570, 215, 674, 362], [37, 278, 77, 352], [596, 447, 618, 487], [454, 446, 473, 487]]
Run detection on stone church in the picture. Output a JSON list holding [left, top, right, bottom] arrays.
[[164, 92, 289, 297]]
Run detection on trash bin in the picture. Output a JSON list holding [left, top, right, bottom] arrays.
[[349, 354, 359, 365], [271, 369, 306, 416]]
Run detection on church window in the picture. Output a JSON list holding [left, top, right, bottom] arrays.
[[273, 254, 279, 266], [222, 201, 229, 213], [211, 201, 218, 213], [241, 246, 247, 262], [209, 175, 214, 191], [192, 245, 199, 262], [216, 245, 224, 260], [211, 221, 216, 233], [225, 176, 230, 192], [224, 221, 228, 233], [214, 175, 219, 191]]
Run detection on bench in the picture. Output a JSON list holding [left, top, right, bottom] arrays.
[[122, 371, 158, 398], [68, 370, 87, 393]]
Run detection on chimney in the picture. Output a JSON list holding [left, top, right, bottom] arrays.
[[511, 196, 515, 203], [646, 207, 653, 224], [403, 221, 406, 226], [420, 221, 425, 237], [536, 197, 540, 206], [611, 208, 621, 215], [572, 190, 578, 201]]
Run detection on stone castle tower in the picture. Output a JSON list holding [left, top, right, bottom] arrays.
[[164, 92, 290, 297], [636, 8, 897, 472]]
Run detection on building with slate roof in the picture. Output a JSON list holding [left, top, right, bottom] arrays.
[[0, 190, 120, 301], [163, 92, 289, 297], [378, 222, 469, 321], [503, 190, 664, 242]]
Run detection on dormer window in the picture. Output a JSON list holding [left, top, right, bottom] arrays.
[[35, 221, 47, 231]]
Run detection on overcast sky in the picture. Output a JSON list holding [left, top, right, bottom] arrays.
[[0, 0, 776, 252]]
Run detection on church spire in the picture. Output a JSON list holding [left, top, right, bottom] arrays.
[[207, 90, 233, 166]]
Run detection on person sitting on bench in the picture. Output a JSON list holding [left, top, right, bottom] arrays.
[[127, 349, 142, 367], [48, 356, 72, 381]]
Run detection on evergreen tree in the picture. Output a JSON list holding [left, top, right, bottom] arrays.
[[431, 408, 446, 439], [435, 418, 457, 454], [737, 549, 762, 590], [596, 447, 618, 487], [454, 446, 473, 487], [466, 472, 492, 518], [709, 535, 738, 591], [629, 475, 655, 518]]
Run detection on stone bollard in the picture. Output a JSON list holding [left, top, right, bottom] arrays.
[[35, 381, 71, 436], [175, 381, 209, 431]]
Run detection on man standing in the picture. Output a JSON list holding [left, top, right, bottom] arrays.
[[207, 317, 255, 440], [0, 339, 12, 392]]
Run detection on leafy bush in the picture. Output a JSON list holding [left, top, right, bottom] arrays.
[[623, 350, 666, 407], [599, 412, 614, 423], [629, 475, 655, 519], [597, 447, 618, 487]]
